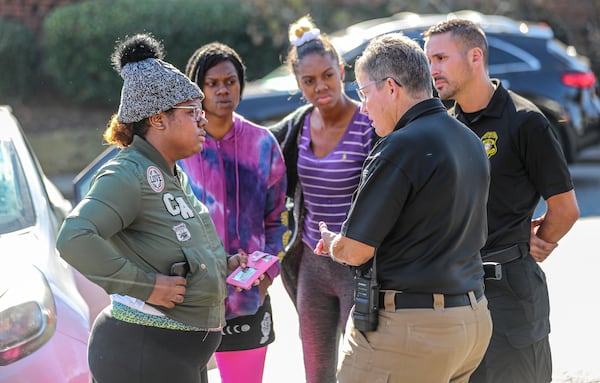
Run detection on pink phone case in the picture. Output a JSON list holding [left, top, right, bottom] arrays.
[[226, 251, 278, 289]]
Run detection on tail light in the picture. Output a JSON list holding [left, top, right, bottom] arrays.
[[561, 72, 596, 88]]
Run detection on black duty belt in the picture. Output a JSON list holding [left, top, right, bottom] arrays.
[[480, 243, 527, 264], [480, 243, 528, 281], [378, 285, 484, 310]]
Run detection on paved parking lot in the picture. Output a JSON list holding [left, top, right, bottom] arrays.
[[543, 217, 600, 383]]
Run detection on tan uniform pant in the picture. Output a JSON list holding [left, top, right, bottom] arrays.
[[338, 295, 492, 383]]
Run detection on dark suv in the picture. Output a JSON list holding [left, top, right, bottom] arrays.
[[236, 10, 600, 162]]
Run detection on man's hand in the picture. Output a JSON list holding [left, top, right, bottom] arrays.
[[147, 274, 187, 309], [316, 221, 375, 266], [530, 216, 558, 262], [315, 222, 335, 255], [531, 190, 579, 263]]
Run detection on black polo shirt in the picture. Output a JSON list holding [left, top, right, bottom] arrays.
[[452, 80, 573, 250], [341, 98, 490, 294]]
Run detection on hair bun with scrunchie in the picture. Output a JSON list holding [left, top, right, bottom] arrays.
[[289, 16, 321, 47]]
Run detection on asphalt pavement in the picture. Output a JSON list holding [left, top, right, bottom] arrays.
[[542, 217, 600, 383]]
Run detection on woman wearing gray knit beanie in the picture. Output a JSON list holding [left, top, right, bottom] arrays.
[[56, 33, 248, 383]]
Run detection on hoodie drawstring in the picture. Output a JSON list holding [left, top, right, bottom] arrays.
[[234, 126, 241, 242]]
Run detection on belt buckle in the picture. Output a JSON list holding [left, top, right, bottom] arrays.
[[483, 262, 502, 280]]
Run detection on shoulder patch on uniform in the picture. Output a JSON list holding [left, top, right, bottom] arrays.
[[481, 131, 498, 158], [147, 166, 165, 192]]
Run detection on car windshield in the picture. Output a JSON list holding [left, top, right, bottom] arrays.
[[0, 139, 35, 234]]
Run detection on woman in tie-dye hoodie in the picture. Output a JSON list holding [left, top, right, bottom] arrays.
[[178, 42, 288, 383]]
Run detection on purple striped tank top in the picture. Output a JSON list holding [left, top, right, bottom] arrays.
[[298, 107, 373, 251]]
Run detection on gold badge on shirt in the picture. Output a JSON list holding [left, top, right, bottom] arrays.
[[481, 131, 498, 158]]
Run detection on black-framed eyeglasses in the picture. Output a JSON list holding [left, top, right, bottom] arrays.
[[356, 77, 402, 102], [171, 105, 206, 121]]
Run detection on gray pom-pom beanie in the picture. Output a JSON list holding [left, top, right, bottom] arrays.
[[114, 35, 204, 123]]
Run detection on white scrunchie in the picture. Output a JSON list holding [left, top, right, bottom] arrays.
[[290, 28, 321, 47]]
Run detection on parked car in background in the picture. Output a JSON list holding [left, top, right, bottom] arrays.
[[72, 146, 118, 204], [0, 105, 108, 382], [237, 10, 600, 162]]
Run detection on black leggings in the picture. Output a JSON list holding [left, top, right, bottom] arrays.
[[88, 311, 221, 383]]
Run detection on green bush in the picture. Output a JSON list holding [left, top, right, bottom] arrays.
[[0, 18, 37, 101], [41, 0, 281, 104]]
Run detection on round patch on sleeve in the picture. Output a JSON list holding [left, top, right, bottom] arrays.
[[147, 166, 165, 192]]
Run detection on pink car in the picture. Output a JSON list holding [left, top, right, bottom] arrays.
[[0, 106, 108, 382]]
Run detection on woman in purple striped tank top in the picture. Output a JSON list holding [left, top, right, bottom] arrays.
[[269, 15, 375, 383]]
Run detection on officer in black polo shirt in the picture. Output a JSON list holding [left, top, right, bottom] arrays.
[[316, 34, 493, 382], [424, 19, 580, 383]]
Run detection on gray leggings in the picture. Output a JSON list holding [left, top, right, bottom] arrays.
[[296, 243, 355, 383]]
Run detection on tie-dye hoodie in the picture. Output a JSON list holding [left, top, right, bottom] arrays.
[[179, 113, 288, 319]]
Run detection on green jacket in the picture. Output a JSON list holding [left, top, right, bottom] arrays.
[[57, 136, 228, 329]]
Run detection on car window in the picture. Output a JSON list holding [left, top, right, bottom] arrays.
[[0, 140, 36, 233], [488, 36, 541, 74], [341, 41, 371, 84], [341, 31, 423, 84], [489, 46, 523, 65], [546, 39, 589, 71], [73, 146, 119, 203]]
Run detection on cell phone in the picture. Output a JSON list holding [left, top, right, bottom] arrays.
[[226, 251, 278, 289], [170, 261, 190, 277]]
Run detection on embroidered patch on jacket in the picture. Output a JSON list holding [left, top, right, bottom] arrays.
[[172, 223, 191, 242], [147, 166, 165, 192], [481, 131, 498, 158]]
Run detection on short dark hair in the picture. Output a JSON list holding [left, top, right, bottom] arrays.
[[185, 42, 246, 96], [424, 19, 489, 65]]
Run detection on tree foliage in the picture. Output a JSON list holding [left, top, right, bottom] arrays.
[[21, 0, 600, 104], [0, 18, 37, 101]]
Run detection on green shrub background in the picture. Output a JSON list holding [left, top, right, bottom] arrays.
[[2, 0, 583, 106], [0, 18, 37, 100], [41, 0, 282, 105]]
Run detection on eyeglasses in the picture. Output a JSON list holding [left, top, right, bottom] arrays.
[[356, 77, 402, 102], [171, 105, 206, 121]]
